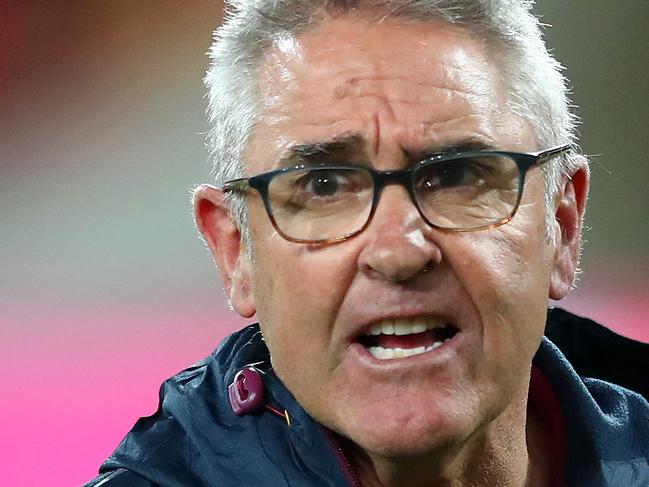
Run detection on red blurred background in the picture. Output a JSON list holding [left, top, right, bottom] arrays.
[[1, 1, 647, 485]]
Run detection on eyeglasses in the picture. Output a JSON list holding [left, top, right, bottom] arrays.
[[223, 144, 571, 244]]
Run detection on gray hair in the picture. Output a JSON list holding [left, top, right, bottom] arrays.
[[204, 0, 583, 250]]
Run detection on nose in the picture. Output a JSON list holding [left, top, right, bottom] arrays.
[[358, 185, 442, 282]]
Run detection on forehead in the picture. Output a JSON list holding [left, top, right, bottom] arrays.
[[247, 14, 523, 171]]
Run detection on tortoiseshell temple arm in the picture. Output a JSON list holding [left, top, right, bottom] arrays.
[[223, 178, 250, 192], [534, 144, 572, 166]]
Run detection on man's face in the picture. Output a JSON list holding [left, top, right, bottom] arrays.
[[235, 16, 562, 456]]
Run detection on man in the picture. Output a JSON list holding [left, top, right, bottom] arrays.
[[85, 1, 649, 486]]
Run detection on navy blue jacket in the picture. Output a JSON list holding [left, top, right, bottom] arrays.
[[84, 309, 649, 486]]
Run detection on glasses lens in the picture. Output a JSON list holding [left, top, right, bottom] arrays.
[[267, 167, 374, 241], [413, 155, 521, 229]]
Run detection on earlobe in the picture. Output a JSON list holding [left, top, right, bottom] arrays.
[[193, 184, 256, 317], [549, 165, 590, 300]]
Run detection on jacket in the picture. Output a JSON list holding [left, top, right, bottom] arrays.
[[83, 308, 649, 486]]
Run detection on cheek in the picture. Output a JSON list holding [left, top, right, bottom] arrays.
[[452, 218, 553, 364], [251, 245, 360, 421], [251, 241, 356, 373]]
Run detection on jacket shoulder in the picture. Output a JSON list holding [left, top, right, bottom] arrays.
[[545, 307, 649, 400], [83, 468, 156, 487]]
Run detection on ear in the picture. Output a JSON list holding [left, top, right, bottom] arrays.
[[193, 184, 256, 317], [549, 163, 590, 300]]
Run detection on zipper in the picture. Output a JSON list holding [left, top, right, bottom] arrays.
[[322, 427, 362, 487]]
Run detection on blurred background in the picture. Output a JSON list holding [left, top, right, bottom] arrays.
[[1, 1, 647, 485]]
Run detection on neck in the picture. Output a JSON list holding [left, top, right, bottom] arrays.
[[343, 387, 554, 487]]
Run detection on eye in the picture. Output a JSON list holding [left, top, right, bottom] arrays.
[[269, 166, 373, 213], [293, 168, 369, 201], [416, 159, 489, 191], [299, 170, 345, 197]]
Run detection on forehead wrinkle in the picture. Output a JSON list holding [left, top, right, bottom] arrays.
[[420, 114, 488, 131], [310, 75, 497, 114], [261, 93, 498, 149], [328, 75, 490, 100], [264, 65, 502, 123], [260, 28, 502, 116], [370, 112, 381, 157]]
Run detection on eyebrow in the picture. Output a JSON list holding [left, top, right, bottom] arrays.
[[276, 134, 497, 168], [277, 133, 367, 168], [405, 137, 497, 162]]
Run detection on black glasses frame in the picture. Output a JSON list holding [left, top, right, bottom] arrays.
[[223, 144, 572, 244]]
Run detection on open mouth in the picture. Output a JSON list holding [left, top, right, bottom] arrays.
[[356, 317, 460, 360]]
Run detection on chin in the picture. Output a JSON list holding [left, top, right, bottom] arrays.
[[338, 400, 473, 459]]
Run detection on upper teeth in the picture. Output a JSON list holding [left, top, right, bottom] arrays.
[[366, 318, 445, 336]]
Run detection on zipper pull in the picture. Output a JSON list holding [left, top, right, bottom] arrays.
[[228, 366, 291, 427]]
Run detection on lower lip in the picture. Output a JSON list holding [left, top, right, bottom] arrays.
[[349, 331, 465, 371]]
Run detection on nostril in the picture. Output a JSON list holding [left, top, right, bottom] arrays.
[[361, 248, 439, 282]]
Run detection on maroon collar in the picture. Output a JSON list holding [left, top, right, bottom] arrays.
[[529, 365, 567, 487]]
